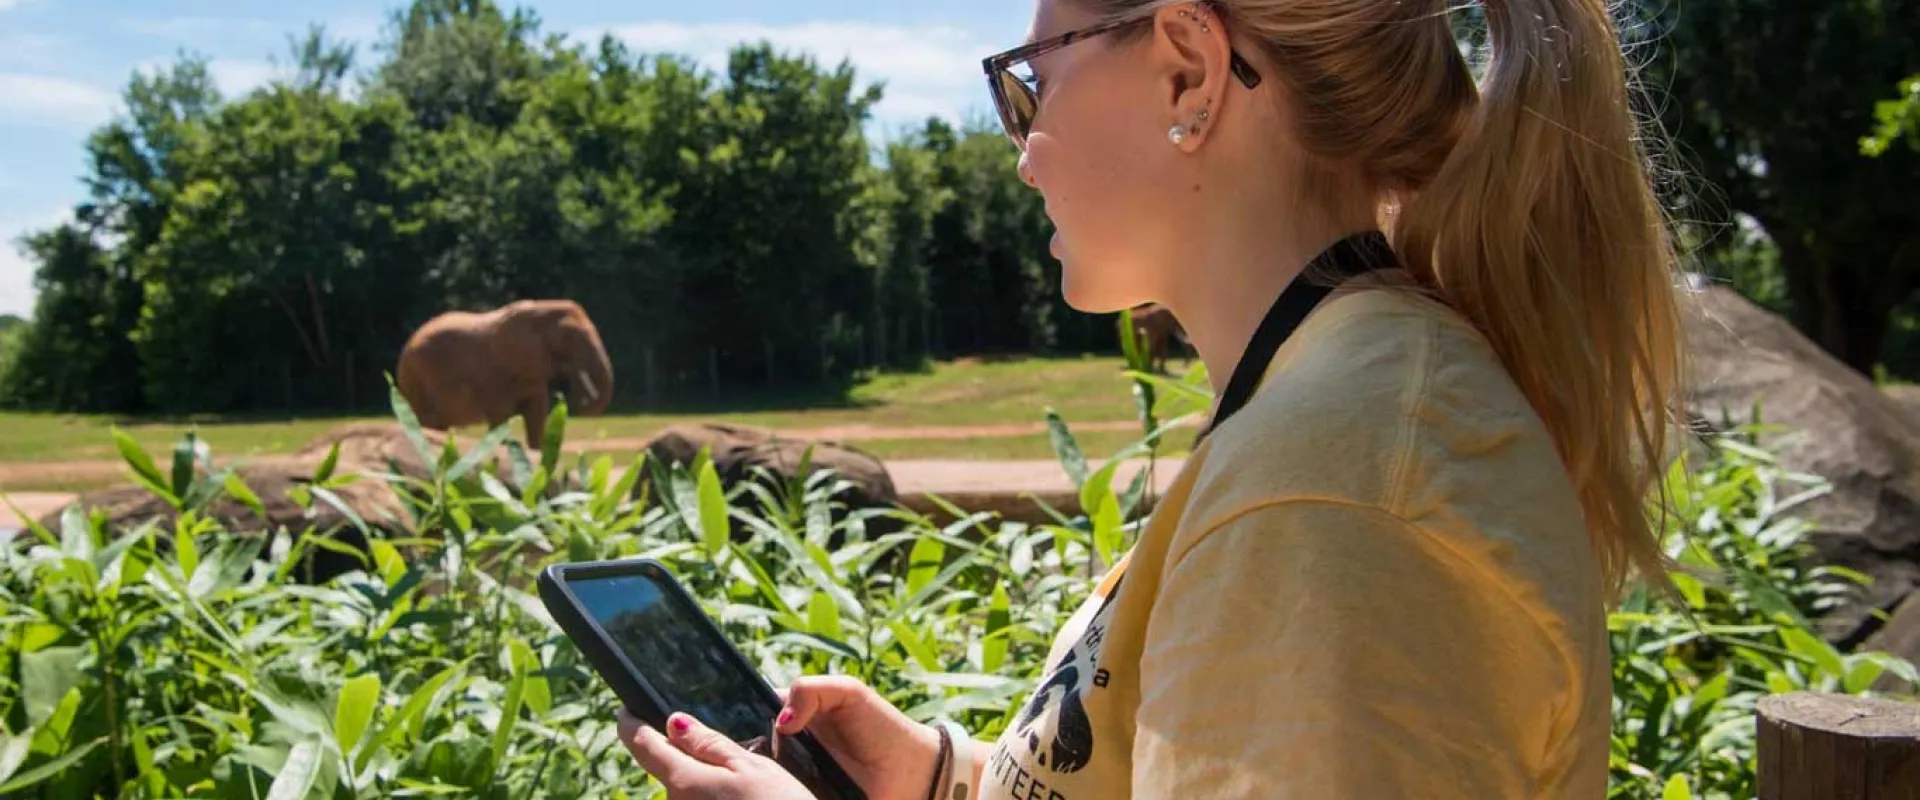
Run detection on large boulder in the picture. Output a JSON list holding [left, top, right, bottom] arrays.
[[638, 423, 900, 540], [31, 422, 460, 582], [35, 462, 409, 582], [1684, 285, 1920, 650]]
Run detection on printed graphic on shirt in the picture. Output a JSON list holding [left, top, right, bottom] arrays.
[[986, 575, 1126, 799]]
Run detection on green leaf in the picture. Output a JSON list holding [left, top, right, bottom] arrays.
[[383, 382, 436, 468], [509, 638, 551, 718], [113, 427, 176, 505], [1843, 656, 1888, 694], [386, 663, 466, 748], [1780, 626, 1846, 678], [696, 458, 729, 555], [0, 736, 105, 794], [491, 640, 530, 775], [540, 398, 569, 475], [224, 472, 267, 520], [335, 673, 382, 755], [448, 421, 514, 483], [1044, 408, 1089, 488], [888, 619, 941, 672], [314, 440, 342, 483], [1662, 774, 1692, 800], [171, 431, 199, 500], [266, 737, 323, 800], [20, 647, 85, 728], [808, 590, 842, 640], [907, 535, 944, 597], [984, 582, 1011, 673]]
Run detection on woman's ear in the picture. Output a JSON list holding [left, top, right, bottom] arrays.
[[1149, 3, 1234, 152]]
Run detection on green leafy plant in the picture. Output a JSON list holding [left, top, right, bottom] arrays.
[[2, 366, 1914, 798]]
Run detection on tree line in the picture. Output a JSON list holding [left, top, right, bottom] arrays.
[[2, 0, 1916, 415], [0, 0, 1101, 415]]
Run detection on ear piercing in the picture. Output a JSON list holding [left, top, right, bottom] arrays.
[[1179, 6, 1213, 34], [1170, 106, 1212, 145]]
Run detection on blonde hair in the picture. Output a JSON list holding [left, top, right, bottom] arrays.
[[1089, 0, 1687, 600]]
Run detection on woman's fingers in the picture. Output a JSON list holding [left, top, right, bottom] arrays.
[[778, 674, 869, 734], [619, 709, 717, 787], [666, 712, 749, 768]]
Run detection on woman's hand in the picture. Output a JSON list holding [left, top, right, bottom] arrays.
[[774, 676, 943, 800], [618, 709, 814, 799]]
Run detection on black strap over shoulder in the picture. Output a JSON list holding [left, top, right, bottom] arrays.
[[1195, 230, 1400, 442]]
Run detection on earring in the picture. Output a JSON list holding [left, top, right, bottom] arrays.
[[1196, 108, 1211, 123], [1179, 5, 1213, 33], [1168, 124, 1188, 145]]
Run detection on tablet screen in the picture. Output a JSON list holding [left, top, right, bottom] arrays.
[[568, 570, 774, 743]]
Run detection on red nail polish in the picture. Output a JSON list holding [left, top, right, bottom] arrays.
[[670, 715, 691, 734], [776, 709, 793, 727]]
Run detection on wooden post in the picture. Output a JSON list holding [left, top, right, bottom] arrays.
[[1757, 691, 1920, 799]]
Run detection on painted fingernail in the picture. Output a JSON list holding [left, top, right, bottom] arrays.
[[670, 715, 692, 734], [776, 709, 793, 727]]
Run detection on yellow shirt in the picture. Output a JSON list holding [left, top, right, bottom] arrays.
[[979, 287, 1610, 799]]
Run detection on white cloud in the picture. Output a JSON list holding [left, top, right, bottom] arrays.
[[591, 21, 996, 128], [210, 59, 286, 96], [0, 0, 28, 11], [0, 73, 118, 129]]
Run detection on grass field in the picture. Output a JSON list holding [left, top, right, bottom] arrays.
[[0, 356, 1197, 478]]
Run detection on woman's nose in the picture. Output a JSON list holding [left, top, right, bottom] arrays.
[[1017, 149, 1037, 188]]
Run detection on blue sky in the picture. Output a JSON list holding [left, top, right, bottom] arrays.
[[0, 0, 1037, 317]]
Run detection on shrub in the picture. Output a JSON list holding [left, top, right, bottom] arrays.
[[0, 373, 1913, 798]]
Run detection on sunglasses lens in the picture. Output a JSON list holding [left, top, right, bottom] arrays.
[[995, 69, 1037, 146]]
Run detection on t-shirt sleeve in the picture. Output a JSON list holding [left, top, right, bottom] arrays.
[[1131, 499, 1573, 799]]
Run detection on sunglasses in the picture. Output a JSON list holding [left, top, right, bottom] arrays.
[[981, 8, 1264, 149]]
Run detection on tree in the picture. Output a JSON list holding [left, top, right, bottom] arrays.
[[1640, 0, 1920, 372]]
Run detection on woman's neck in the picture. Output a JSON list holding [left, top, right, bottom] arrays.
[[1167, 221, 1380, 399]]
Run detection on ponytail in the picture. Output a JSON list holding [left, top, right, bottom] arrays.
[[1082, 0, 1688, 598], [1391, 0, 1686, 599]]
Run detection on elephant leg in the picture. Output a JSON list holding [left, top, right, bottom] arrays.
[[520, 391, 550, 453]]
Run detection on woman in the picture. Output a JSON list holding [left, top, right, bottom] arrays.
[[619, 0, 1686, 796]]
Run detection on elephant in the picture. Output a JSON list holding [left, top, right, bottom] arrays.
[[396, 299, 613, 451], [1129, 303, 1190, 373]]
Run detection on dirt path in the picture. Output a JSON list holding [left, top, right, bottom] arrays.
[[0, 419, 1181, 489], [1, 458, 1187, 531], [0, 419, 1192, 529]]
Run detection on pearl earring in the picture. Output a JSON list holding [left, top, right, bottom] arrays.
[[1168, 124, 1188, 145]]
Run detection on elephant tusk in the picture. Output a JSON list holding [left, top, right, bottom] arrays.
[[577, 369, 599, 403]]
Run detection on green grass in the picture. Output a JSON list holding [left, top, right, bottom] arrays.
[[0, 356, 1178, 466]]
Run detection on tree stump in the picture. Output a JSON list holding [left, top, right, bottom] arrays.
[[1757, 692, 1920, 799]]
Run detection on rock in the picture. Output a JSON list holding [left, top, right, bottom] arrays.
[[36, 462, 409, 582], [1884, 385, 1920, 423], [28, 422, 476, 582], [1684, 285, 1920, 647], [638, 423, 900, 541], [1863, 594, 1920, 689]]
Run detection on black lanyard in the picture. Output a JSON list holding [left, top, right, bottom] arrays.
[[1195, 230, 1400, 443]]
